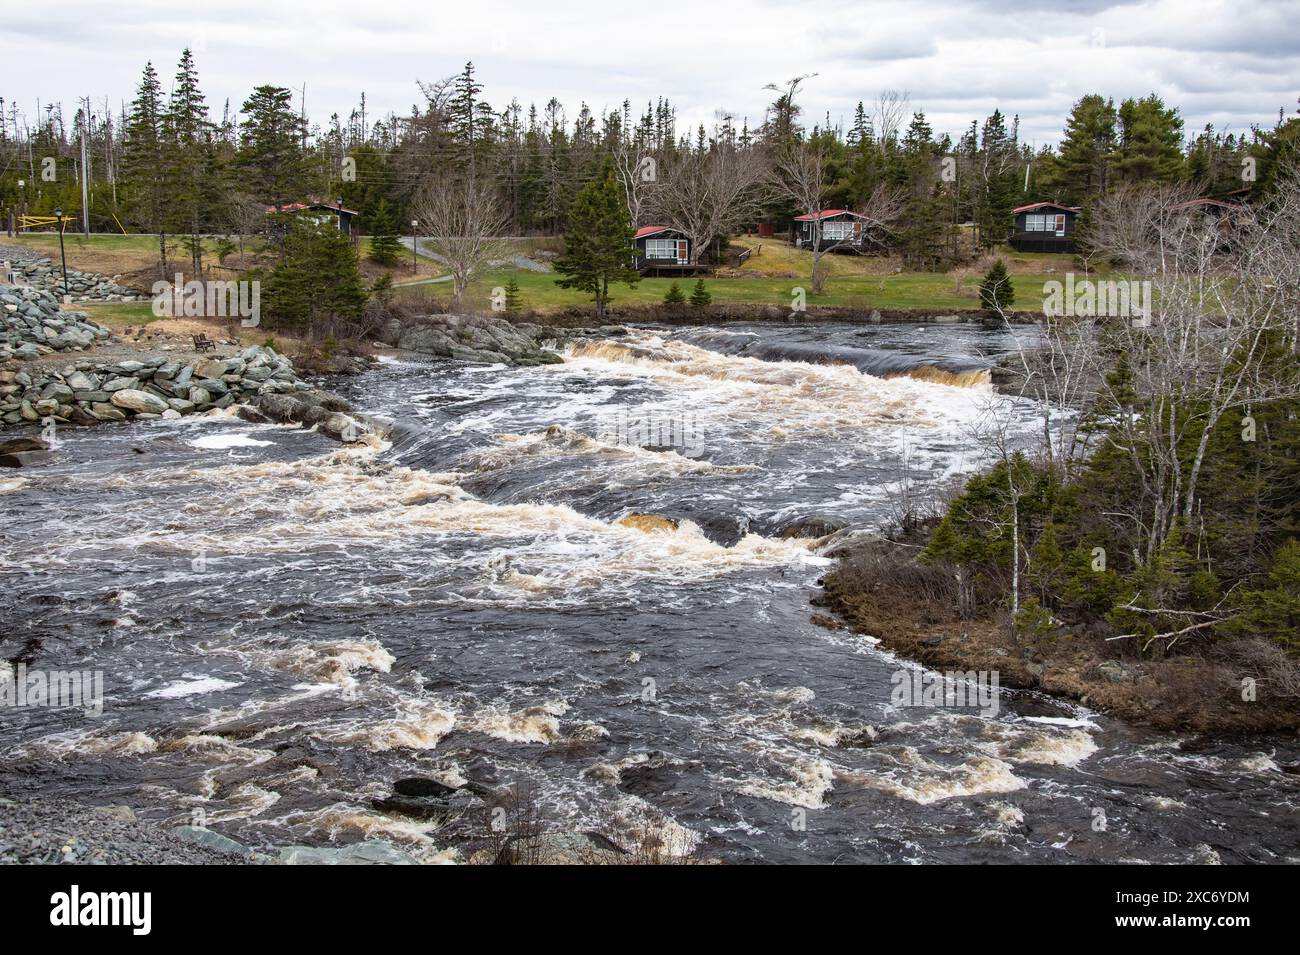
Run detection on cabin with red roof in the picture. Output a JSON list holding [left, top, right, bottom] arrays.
[[1010, 202, 1080, 253], [791, 209, 872, 251], [265, 200, 359, 237], [633, 226, 708, 276]]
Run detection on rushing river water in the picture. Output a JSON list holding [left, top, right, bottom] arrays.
[[2, 322, 1297, 864]]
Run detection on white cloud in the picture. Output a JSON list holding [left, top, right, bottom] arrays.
[[0, 0, 1295, 146]]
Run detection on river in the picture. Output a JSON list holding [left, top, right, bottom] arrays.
[[1, 322, 1296, 863]]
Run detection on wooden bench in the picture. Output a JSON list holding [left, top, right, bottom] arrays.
[[192, 334, 217, 352]]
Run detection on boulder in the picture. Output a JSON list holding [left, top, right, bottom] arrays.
[[276, 841, 417, 865], [111, 389, 169, 414], [495, 832, 628, 866]]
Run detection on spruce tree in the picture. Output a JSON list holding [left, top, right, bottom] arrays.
[[979, 260, 1015, 316], [121, 62, 170, 278], [503, 276, 523, 313], [689, 279, 711, 307], [663, 282, 685, 305], [263, 221, 368, 333], [163, 48, 218, 276], [239, 85, 306, 212], [1113, 94, 1185, 184], [553, 159, 640, 320], [1054, 95, 1117, 204], [367, 198, 402, 265]]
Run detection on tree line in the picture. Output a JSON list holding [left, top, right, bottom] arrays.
[[2, 52, 1298, 276]]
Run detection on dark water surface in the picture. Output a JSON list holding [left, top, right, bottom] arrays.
[[2, 323, 1296, 863]]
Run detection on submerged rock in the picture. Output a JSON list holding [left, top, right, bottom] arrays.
[[494, 832, 628, 866], [276, 841, 417, 865]]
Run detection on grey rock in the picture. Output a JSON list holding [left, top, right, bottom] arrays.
[[111, 389, 169, 414], [277, 841, 417, 865]]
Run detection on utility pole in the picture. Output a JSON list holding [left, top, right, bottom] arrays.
[[79, 97, 91, 235]]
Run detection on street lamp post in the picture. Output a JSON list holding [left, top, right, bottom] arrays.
[[54, 207, 69, 299], [411, 220, 418, 274]]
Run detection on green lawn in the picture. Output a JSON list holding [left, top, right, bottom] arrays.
[[395, 267, 1058, 313], [74, 302, 160, 328]]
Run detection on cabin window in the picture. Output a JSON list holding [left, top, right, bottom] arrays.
[[822, 220, 854, 241], [645, 238, 681, 260], [1024, 211, 1068, 233]]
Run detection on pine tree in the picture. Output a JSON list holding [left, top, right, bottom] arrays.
[[367, 198, 402, 265], [553, 159, 640, 320], [163, 48, 218, 276], [239, 85, 306, 213], [262, 220, 368, 333], [663, 282, 686, 305], [689, 278, 711, 307], [1053, 95, 1117, 204], [503, 276, 523, 313], [121, 61, 170, 278], [979, 260, 1015, 316], [1113, 94, 1185, 184]]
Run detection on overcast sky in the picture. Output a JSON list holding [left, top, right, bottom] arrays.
[[3, 0, 1297, 148]]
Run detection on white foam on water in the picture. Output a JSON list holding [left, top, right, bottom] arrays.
[[145, 677, 242, 699], [471, 700, 570, 744], [190, 433, 274, 449], [16, 729, 160, 760], [319, 697, 456, 752], [736, 753, 836, 809], [845, 746, 1027, 805]]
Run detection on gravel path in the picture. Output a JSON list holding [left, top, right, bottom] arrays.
[[0, 798, 238, 865]]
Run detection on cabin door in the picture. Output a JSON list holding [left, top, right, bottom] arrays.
[[1054, 214, 1066, 236], [676, 239, 688, 264]]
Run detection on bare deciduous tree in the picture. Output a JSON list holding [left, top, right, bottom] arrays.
[[649, 146, 769, 265], [770, 142, 904, 294], [411, 171, 510, 308]]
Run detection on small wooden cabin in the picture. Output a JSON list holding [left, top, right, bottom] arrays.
[[1009, 202, 1080, 253], [633, 226, 708, 276], [267, 201, 359, 236], [792, 209, 871, 251]]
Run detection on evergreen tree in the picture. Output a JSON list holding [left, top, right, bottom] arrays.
[[366, 198, 402, 265], [503, 275, 523, 313], [1113, 94, 1185, 184], [663, 281, 686, 305], [120, 61, 170, 278], [979, 259, 1015, 316], [262, 220, 368, 332], [239, 85, 306, 213], [1053, 94, 1117, 204], [553, 159, 640, 320], [689, 278, 711, 307], [163, 48, 219, 275]]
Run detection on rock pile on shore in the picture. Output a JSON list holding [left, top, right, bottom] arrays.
[[0, 345, 313, 429], [381, 313, 563, 365], [1, 286, 113, 360], [2, 247, 142, 302]]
